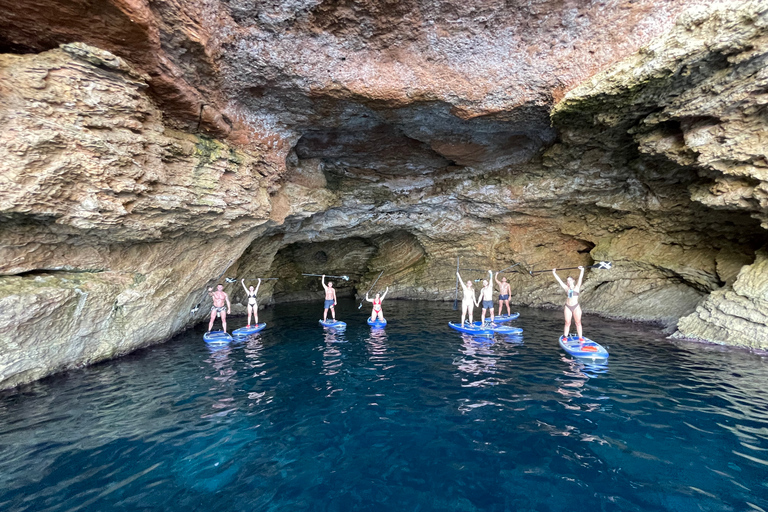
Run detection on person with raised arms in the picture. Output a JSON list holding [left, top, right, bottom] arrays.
[[207, 284, 232, 334], [456, 271, 477, 325], [321, 274, 338, 322], [495, 273, 512, 316], [366, 286, 389, 322], [477, 270, 495, 324], [553, 266, 585, 342], [240, 278, 261, 328]]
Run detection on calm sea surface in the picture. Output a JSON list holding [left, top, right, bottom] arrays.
[[1, 300, 767, 512]]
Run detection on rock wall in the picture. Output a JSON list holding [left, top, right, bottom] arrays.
[[1, 0, 768, 389]]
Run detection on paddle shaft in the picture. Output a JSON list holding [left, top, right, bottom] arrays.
[[530, 263, 606, 275], [359, 270, 385, 309], [453, 257, 459, 310], [302, 273, 348, 279]]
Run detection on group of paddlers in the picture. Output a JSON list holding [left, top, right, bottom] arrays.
[[457, 267, 585, 341], [205, 275, 387, 332], [205, 268, 586, 342]]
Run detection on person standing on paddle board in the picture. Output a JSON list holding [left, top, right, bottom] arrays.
[[477, 270, 495, 324], [365, 287, 389, 322], [456, 271, 477, 325], [322, 275, 338, 322], [495, 273, 512, 316], [207, 284, 232, 334], [553, 266, 585, 342], [240, 278, 261, 328]]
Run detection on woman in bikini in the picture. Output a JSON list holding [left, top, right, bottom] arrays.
[[365, 287, 389, 322], [241, 278, 261, 327], [552, 266, 585, 342]]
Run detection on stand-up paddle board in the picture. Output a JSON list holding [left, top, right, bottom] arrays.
[[367, 318, 387, 328], [559, 335, 609, 360], [204, 331, 233, 343], [471, 322, 523, 335], [449, 322, 494, 336], [320, 320, 347, 329], [233, 323, 266, 337], [490, 313, 520, 323]]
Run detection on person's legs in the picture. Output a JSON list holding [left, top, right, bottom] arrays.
[[247, 305, 253, 326], [221, 310, 228, 333], [253, 304, 259, 324], [208, 309, 216, 332], [461, 302, 469, 324], [497, 300, 502, 317], [330, 305, 335, 321], [377, 310, 384, 321], [489, 305, 494, 322], [323, 307, 329, 322], [481, 307, 486, 324], [504, 299, 511, 316], [573, 306, 583, 339], [563, 306, 573, 338]]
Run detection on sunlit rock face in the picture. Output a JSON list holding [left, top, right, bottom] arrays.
[[1, 0, 768, 389]]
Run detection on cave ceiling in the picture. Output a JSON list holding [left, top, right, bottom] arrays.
[[0, 0, 709, 174]]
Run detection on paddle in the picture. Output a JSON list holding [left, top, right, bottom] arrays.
[[224, 277, 278, 283], [359, 270, 385, 309], [498, 262, 522, 274], [529, 261, 613, 275], [302, 273, 350, 281], [453, 257, 460, 310]]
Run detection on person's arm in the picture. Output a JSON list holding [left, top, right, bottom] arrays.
[[255, 278, 261, 296], [321, 274, 327, 290], [576, 266, 585, 290], [457, 272, 467, 292], [365, 292, 372, 303], [552, 269, 568, 292], [494, 271, 502, 287], [225, 293, 231, 313], [474, 289, 481, 307], [332, 289, 337, 304], [381, 287, 389, 300], [241, 279, 249, 295]]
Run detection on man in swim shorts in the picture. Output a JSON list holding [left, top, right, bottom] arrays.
[[477, 270, 495, 324], [207, 284, 231, 333], [322, 274, 338, 322], [456, 271, 477, 325], [494, 273, 512, 316]]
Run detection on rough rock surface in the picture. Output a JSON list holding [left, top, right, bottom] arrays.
[[1, 0, 768, 389]]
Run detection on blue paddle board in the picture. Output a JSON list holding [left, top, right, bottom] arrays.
[[491, 313, 520, 323], [203, 331, 233, 343], [233, 323, 266, 337], [471, 321, 523, 335], [559, 335, 609, 360], [367, 318, 387, 328], [320, 320, 347, 330], [448, 322, 494, 336]]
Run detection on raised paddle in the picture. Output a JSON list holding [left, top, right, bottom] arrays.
[[529, 261, 613, 275], [497, 262, 522, 274], [302, 273, 350, 281], [226, 277, 279, 282], [359, 270, 385, 309], [453, 256, 460, 310]]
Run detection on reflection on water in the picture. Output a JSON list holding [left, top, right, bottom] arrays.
[[1, 300, 767, 512]]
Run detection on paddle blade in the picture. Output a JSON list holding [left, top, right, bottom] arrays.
[[453, 299, 458, 310]]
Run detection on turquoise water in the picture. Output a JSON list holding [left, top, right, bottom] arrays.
[[1, 299, 767, 512]]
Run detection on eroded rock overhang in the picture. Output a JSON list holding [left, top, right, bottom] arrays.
[[1, 0, 768, 390]]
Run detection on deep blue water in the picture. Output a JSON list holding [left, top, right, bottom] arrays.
[[1, 299, 767, 512]]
